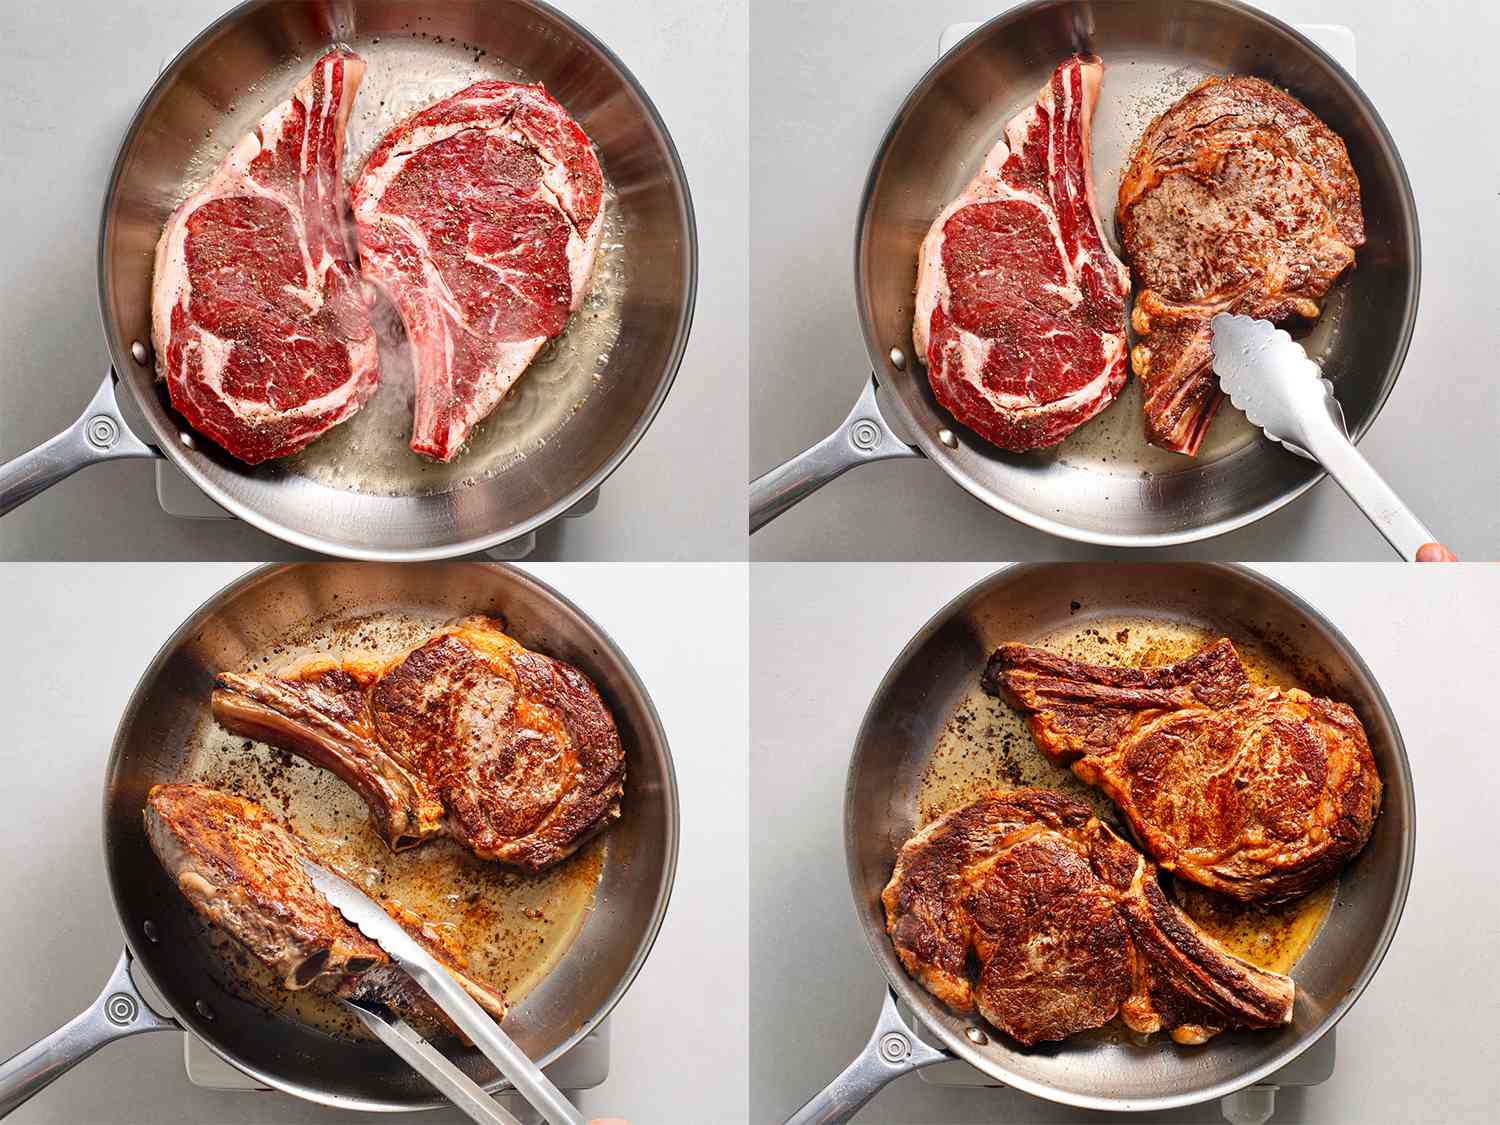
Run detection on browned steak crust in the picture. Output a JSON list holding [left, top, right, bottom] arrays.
[[1116, 76, 1365, 454], [988, 639, 1381, 903], [212, 616, 625, 871], [882, 788, 1294, 1045]]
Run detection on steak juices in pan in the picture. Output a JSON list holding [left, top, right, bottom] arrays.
[[0, 563, 676, 1117], [144, 613, 624, 1024], [886, 637, 1380, 1046], [789, 564, 1412, 1123]]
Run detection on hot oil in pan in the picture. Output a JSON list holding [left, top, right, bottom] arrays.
[[180, 608, 606, 1040], [917, 614, 1335, 984], [175, 34, 627, 497], [1174, 881, 1335, 977]]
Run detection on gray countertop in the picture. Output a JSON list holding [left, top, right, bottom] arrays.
[[750, 562, 1500, 1123], [0, 0, 747, 562], [750, 0, 1500, 561], [0, 562, 749, 1125]]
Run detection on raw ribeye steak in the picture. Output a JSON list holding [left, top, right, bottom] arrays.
[[351, 82, 605, 462], [912, 54, 1130, 451], [151, 49, 379, 464]]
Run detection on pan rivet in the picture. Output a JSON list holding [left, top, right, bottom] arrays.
[[143, 920, 159, 942], [889, 347, 907, 370], [180, 432, 196, 449], [878, 1032, 910, 1062], [850, 420, 880, 452], [85, 416, 120, 450], [131, 340, 149, 365], [195, 1000, 216, 1021], [965, 1027, 989, 1045], [104, 993, 139, 1026], [938, 428, 957, 449]]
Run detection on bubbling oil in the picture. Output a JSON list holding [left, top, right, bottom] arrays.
[[180, 607, 606, 1040], [917, 614, 1335, 983]]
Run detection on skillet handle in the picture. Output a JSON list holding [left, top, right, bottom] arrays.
[[750, 374, 920, 533], [0, 370, 158, 517], [783, 990, 947, 1125], [0, 949, 176, 1118]]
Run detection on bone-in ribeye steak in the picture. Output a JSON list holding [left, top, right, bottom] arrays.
[[145, 783, 507, 1028], [151, 49, 379, 464], [985, 639, 1382, 903], [351, 82, 605, 461], [912, 54, 1130, 452], [884, 788, 1294, 1045], [1117, 76, 1365, 455], [211, 616, 624, 871]]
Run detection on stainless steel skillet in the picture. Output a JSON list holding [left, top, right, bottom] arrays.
[[751, 0, 1419, 546], [0, 562, 678, 1115], [787, 563, 1413, 1120], [0, 0, 697, 560]]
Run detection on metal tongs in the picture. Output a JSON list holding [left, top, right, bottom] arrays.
[[299, 858, 587, 1125], [1209, 313, 1445, 560]]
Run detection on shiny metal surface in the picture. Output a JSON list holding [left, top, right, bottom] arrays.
[[749, 375, 918, 533], [846, 0, 1418, 545], [344, 1003, 527, 1125], [83, 0, 695, 559], [783, 990, 944, 1125], [12, 563, 676, 1113], [0, 373, 156, 517], [838, 563, 1413, 1111], [303, 858, 587, 1125], [1211, 314, 1435, 559], [0, 952, 175, 1118]]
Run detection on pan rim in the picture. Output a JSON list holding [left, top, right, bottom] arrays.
[[851, 0, 1422, 548], [841, 561, 1415, 1111], [101, 561, 680, 1112], [95, 0, 699, 561]]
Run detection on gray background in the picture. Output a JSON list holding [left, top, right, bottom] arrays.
[[750, 563, 1500, 1123], [750, 0, 1500, 561], [0, 562, 749, 1125], [0, 0, 747, 562]]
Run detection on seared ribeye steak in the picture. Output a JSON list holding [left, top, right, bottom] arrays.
[[985, 639, 1381, 903], [151, 50, 379, 463], [883, 788, 1294, 1045], [912, 54, 1130, 451], [212, 616, 624, 871], [351, 82, 604, 461], [1117, 76, 1365, 454], [144, 784, 506, 1026]]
